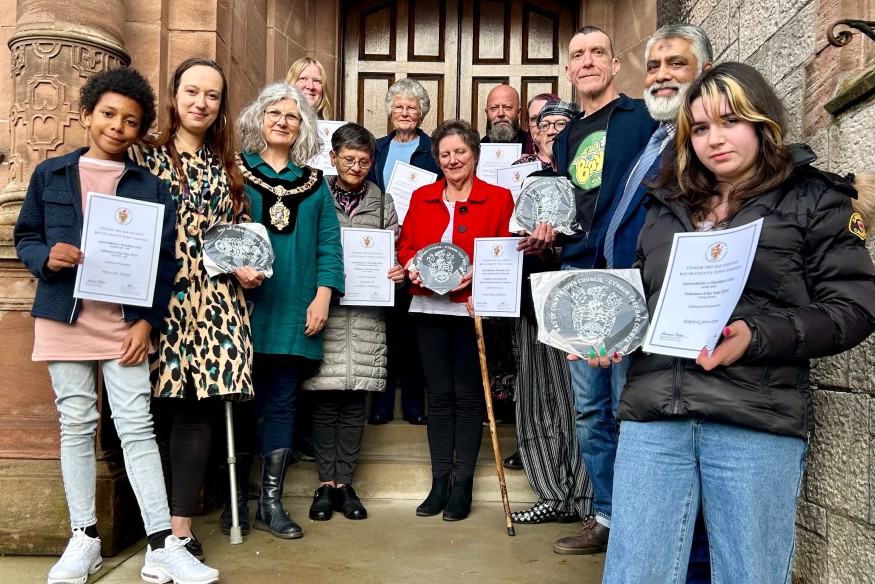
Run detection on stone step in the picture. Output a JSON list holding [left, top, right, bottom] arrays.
[[282, 421, 537, 504]]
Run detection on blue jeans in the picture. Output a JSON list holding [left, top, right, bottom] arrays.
[[48, 360, 171, 534], [603, 420, 807, 584], [567, 357, 629, 526]]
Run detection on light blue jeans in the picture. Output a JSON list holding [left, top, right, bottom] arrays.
[[48, 360, 171, 534], [567, 357, 629, 527], [603, 420, 807, 584]]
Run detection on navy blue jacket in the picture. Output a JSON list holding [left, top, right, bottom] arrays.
[[367, 129, 444, 192], [596, 130, 668, 269], [14, 147, 177, 329], [553, 94, 658, 268]]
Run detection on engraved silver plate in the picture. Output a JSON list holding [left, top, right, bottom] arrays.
[[204, 223, 275, 274], [514, 177, 577, 233], [542, 271, 648, 355], [412, 242, 470, 295]]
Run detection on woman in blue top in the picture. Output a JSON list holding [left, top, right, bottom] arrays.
[[224, 83, 345, 541]]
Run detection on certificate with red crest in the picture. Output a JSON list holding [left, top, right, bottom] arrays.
[[74, 192, 164, 307], [339, 227, 395, 307], [643, 218, 763, 359]]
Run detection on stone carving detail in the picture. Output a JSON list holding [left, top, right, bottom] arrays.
[[0, 36, 128, 255]]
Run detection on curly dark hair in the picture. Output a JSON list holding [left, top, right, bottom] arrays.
[[79, 67, 157, 136]]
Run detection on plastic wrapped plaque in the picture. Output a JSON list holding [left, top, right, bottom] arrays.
[[530, 269, 649, 357], [510, 176, 578, 235], [203, 222, 275, 278], [412, 242, 470, 295]]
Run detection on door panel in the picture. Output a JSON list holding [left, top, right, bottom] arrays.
[[343, 0, 576, 140]]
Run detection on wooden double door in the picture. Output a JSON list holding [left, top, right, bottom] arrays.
[[342, 0, 578, 139]]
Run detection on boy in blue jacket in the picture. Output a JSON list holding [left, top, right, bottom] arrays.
[[14, 67, 219, 584]]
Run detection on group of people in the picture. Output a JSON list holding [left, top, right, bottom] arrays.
[[13, 19, 875, 584]]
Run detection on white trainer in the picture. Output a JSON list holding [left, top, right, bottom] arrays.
[[47, 529, 102, 584], [140, 535, 220, 584]]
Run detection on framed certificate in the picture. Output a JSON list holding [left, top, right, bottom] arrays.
[[339, 227, 395, 307], [73, 192, 164, 307]]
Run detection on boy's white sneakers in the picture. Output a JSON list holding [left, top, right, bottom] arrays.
[[140, 535, 219, 584], [47, 529, 102, 584]]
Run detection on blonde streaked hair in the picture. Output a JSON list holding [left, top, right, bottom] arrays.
[[285, 57, 333, 120], [660, 62, 794, 221]]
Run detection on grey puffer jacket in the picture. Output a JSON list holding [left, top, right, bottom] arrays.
[[302, 180, 399, 391], [618, 145, 875, 439]]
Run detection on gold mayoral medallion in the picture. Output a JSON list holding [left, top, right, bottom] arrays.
[[269, 200, 291, 230]]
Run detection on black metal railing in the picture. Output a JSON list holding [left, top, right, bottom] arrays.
[[827, 20, 875, 47]]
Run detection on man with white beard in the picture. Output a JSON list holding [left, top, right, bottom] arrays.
[[598, 24, 713, 272], [551, 23, 713, 559]]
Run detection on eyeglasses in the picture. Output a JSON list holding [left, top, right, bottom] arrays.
[[265, 109, 302, 125], [537, 120, 568, 133], [337, 155, 373, 170], [392, 105, 419, 115]]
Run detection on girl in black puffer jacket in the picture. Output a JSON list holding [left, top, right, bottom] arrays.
[[601, 62, 875, 584]]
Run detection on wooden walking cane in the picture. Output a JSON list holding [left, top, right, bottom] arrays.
[[474, 315, 515, 536]]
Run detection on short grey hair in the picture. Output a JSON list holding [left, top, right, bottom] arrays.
[[236, 82, 320, 166], [645, 24, 714, 73], [430, 119, 480, 164], [384, 78, 431, 119]]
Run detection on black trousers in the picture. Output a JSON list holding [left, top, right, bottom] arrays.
[[414, 313, 483, 481], [311, 392, 367, 484]]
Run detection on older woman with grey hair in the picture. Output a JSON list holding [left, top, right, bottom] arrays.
[[366, 79, 442, 427], [221, 82, 344, 541]]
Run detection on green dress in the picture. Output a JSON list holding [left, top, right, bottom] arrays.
[[241, 151, 345, 358]]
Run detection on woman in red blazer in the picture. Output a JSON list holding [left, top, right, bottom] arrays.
[[397, 119, 514, 521]]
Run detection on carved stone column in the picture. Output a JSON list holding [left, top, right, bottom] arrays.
[[0, 0, 130, 256], [0, 0, 144, 556]]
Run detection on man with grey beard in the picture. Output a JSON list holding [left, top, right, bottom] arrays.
[[482, 84, 533, 153], [598, 23, 713, 271]]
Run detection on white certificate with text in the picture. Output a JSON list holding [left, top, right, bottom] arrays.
[[339, 228, 395, 307], [385, 161, 438, 224], [643, 219, 763, 359], [494, 161, 541, 202], [476, 143, 522, 185], [472, 237, 524, 317], [308, 120, 346, 176], [74, 192, 164, 308]]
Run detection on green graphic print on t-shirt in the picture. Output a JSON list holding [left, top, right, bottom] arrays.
[[568, 130, 606, 191]]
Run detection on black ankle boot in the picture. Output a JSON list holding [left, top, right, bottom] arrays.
[[333, 484, 368, 520], [309, 485, 335, 521], [255, 449, 303, 539], [416, 473, 452, 516], [443, 477, 473, 521], [221, 453, 253, 535]]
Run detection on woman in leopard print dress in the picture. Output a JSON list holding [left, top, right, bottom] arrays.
[[132, 57, 255, 560]]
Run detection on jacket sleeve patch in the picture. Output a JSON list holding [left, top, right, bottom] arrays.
[[849, 212, 867, 240]]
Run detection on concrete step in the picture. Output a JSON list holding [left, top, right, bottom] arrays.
[[283, 421, 537, 504]]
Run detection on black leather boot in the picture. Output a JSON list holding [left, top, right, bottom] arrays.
[[442, 477, 473, 521], [309, 485, 335, 521], [333, 484, 368, 520], [416, 473, 452, 516], [221, 453, 253, 535], [255, 449, 303, 539]]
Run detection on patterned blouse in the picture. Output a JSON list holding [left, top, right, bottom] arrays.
[[132, 144, 253, 400]]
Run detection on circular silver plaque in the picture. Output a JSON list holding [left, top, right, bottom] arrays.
[[542, 272, 648, 355], [204, 223, 275, 273], [412, 242, 470, 295], [514, 177, 577, 233]]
